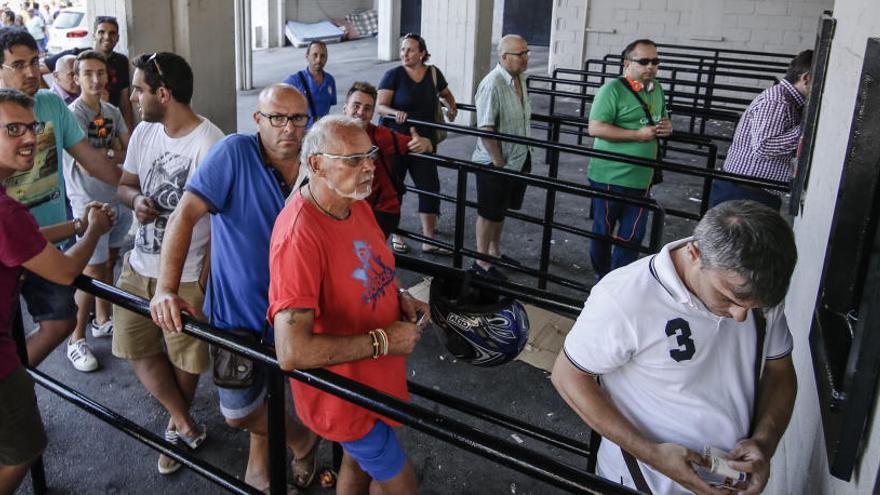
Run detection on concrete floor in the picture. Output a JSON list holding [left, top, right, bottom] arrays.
[[18, 37, 719, 494]]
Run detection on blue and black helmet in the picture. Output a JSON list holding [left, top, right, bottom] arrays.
[[429, 276, 529, 367]]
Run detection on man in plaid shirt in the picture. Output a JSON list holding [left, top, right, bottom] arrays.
[[708, 50, 813, 211]]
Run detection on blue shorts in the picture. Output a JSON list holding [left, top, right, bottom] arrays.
[[21, 271, 77, 322], [341, 420, 406, 481], [216, 361, 267, 420]]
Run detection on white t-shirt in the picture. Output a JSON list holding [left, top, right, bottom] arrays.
[[123, 117, 224, 281], [563, 237, 793, 494]]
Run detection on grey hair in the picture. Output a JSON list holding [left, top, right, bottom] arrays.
[[300, 114, 366, 177], [0, 88, 34, 109], [692, 200, 797, 307]]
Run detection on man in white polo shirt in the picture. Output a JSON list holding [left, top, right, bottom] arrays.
[[552, 200, 798, 495]]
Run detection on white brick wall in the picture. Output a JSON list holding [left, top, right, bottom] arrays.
[[547, 0, 832, 75]]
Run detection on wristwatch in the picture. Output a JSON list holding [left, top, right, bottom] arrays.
[[73, 218, 84, 236], [106, 148, 115, 159]]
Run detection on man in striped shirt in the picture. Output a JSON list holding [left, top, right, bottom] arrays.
[[708, 49, 813, 211]]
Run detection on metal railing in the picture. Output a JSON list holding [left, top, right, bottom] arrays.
[[14, 274, 640, 495]]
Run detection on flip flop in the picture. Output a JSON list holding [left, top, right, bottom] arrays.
[[391, 239, 410, 253], [422, 245, 453, 256], [291, 438, 320, 488]]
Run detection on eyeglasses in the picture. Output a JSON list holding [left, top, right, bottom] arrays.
[[1, 58, 40, 73], [314, 145, 379, 167], [504, 50, 531, 58], [0, 121, 45, 137], [258, 111, 309, 128], [630, 57, 661, 66], [147, 52, 166, 83]]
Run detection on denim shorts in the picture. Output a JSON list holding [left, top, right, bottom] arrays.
[[21, 271, 77, 322], [341, 420, 406, 481], [216, 361, 267, 420]]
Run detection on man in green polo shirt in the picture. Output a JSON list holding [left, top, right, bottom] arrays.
[[587, 38, 672, 280]]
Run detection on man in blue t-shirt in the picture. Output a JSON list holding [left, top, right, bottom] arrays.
[[149, 83, 319, 492], [0, 29, 122, 372], [282, 41, 336, 129]]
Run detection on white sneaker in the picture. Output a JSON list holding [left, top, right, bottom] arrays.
[[89, 318, 114, 338], [67, 339, 99, 372]]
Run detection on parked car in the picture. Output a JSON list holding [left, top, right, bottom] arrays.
[[47, 8, 91, 55]]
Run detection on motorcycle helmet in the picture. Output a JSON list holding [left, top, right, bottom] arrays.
[[429, 275, 530, 367]]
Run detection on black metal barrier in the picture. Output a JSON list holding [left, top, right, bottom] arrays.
[[17, 275, 639, 495], [653, 43, 794, 69]]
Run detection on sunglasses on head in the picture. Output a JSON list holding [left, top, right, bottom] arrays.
[[630, 57, 661, 66]]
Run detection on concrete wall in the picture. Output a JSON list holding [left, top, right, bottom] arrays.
[[549, 0, 833, 73], [284, 0, 374, 23], [125, 0, 237, 134], [421, 0, 494, 126], [773, 0, 880, 493]]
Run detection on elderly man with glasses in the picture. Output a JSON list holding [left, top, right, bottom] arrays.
[[268, 115, 429, 495], [587, 38, 672, 281], [114, 51, 225, 476], [150, 83, 321, 492]]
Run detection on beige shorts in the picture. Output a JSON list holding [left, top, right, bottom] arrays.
[[112, 256, 209, 374]]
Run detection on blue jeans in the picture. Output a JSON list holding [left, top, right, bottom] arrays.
[[589, 180, 650, 280], [707, 179, 782, 211]]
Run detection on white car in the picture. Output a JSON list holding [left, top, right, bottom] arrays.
[[47, 8, 92, 55]]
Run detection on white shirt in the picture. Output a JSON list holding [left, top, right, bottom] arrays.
[[563, 238, 793, 494], [123, 117, 224, 281]]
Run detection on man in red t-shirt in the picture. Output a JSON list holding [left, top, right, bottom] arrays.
[[342, 81, 432, 242], [0, 88, 113, 493], [268, 115, 429, 494]]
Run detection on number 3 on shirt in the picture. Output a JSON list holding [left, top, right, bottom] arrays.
[[665, 318, 695, 362]]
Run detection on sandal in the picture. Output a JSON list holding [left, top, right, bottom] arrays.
[[158, 429, 183, 475], [391, 239, 410, 253], [422, 244, 452, 256], [291, 438, 321, 488]]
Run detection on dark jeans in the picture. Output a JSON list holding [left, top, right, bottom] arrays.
[[707, 179, 782, 211], [589, 180, 650, 280]]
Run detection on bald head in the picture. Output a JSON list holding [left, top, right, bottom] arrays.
[[257, 83, 307, 113], [498, 34, 527, 57], [53, 55, 79, 95]]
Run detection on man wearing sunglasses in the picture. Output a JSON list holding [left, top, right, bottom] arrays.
[[0, 28, 122, 373], [115, 51, 225, 476], [150, 83, 321, 491], [44, 16, 134, 130], [587, 38, 672, 281], [269, 115, 428, 495]]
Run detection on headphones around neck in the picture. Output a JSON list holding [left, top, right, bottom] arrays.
[[625, 75, 653, 93]]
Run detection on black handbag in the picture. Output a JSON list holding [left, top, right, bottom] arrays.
[[210, 328, 262, 389]]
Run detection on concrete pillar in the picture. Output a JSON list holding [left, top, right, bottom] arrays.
[[377, 0, 401, 62], [420, 0, 494, 121], [275, 0, 286, 48], [548, 0, 589, 74], [251, 0, 269, 49], [125, 0, 237, 134], [235, 0, 254, 91]]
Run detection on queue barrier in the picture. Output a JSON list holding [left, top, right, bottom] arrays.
[[15, 274, 641, 495]]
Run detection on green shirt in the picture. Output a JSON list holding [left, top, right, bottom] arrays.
[[588, 79, 667, 189]]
